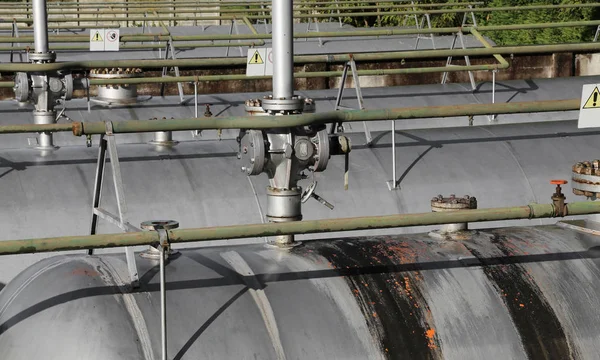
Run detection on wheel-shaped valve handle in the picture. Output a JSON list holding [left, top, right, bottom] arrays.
[[550, 180, 568, 185]]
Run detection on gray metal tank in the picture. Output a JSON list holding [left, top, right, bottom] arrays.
[[0, 221, 599, 359], [0, 77, 598, 287]]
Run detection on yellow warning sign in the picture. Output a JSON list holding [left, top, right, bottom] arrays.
[[583, 86, 600, 109], [91, 31, 103, 42], [248, 50, 264, 64]]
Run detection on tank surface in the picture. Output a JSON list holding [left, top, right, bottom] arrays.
[[1, 223, 600, 359]]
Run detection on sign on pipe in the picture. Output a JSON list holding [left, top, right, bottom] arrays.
[[578, 84, 600, 128]]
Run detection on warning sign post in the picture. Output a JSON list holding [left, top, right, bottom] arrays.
[[89, 29, 104, 51], [89, 29, 120, 52], [578, 84, 600, 128], [245, 48, 270, 76]]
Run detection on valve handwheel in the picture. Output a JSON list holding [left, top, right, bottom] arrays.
[[550, 180, 568, 185]]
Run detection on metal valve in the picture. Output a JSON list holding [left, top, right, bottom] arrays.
[[301, 181, 334, 210]]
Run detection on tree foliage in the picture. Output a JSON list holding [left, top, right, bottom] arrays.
[[300, 0, 599, 45]]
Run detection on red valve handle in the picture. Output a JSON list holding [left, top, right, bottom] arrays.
[[550, 180, 568, 185]]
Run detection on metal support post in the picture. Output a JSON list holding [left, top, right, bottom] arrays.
[[140, 220, 179, 360], [160, 37, 185, 103], [160, 243, 167, 360], [306, 17, 323, 47], [387, 120, 398, 191], [442, 10, 476, 89], [489, 69, 497, 122], [225, 19, 244, 57], [594, 25, 600, 42], [10, 20, 23, 63], [88, 122, 140, 288], [414, 13, 436, 50], [333, 58, 372, 145]]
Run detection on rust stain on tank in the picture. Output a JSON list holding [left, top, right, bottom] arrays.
[[295, 237, 441, 359]]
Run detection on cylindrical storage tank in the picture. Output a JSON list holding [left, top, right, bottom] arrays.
[[0, 223, 599, 359]]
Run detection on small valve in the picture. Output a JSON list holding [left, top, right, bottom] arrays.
[[550, 180, 568, 217], [86, 134, 92, 148], [301, 181, 334, 210]]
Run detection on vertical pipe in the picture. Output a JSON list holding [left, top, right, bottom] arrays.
[[32, 0, 49, 54], [194, 82, 198, 118], [391, 120, 396, 188], [160, 244, 167, 360], [272, 0, 294, 99]]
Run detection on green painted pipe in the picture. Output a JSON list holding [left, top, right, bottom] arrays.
[[0, 200, 595, 255], [0, 20, 598, 45], [0, 99, 579, 136], [7, 3, 600, 23], [85, 61, 507, 86], [0, 2, 487, 15], [71, 99, 580, 136], [0, 0, 484, 9], [0, 41, 596, 72]]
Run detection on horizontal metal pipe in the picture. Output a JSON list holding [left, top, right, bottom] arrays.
[[0, 200, 596, 255], [73, 99, 580, 135], [0, 40, 265, 51], [0, 41, 595, 72], [0, 2, 487, 15], [0, 0, 484, 9], [4, 3, 597, 23], [0, 20, 598, 45]]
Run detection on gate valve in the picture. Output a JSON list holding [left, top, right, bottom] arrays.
[[550, 180, 568, 217]]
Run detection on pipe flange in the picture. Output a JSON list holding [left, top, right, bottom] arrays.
[[431, 194, 477, 212], [29, 52, 56, 63], [311, 129, 330, 172], [572, 160, 600, 196], [244, 98, 270, 116], [262, 95, 304, 113], [239, 129, 266, 176], [13, 72, 30, 103]]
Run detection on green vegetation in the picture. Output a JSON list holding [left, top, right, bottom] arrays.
[[299, 0, 600, 45]]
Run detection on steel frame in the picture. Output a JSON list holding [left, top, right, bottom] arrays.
[[88, 121, 140, 288]]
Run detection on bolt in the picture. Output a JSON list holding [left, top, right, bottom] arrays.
[[241, 166, 247, 172]]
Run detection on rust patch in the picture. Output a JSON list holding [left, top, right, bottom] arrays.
[[72, 122, 83, 136], [71, 268, 100, 277], [296, 238, 441, 359], [466, 235, 574, 360]]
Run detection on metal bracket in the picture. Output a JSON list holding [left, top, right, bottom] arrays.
[[88, 121, 140, 288], [226, 18, 244, 57], [160, 37, 185, 103], [441, 6, 477, 90], [10, 20, 23, 63], [306, 17, 324, 47], [332, 58, 372, 145]]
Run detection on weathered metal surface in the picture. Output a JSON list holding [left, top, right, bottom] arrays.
[[1, 116, 600, 282], [1, 224, 600, 359], [2, 200, 600, 256]]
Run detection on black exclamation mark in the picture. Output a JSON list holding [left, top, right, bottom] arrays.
[[255, 53, 258, 63], [594, 92, 598, 107]]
